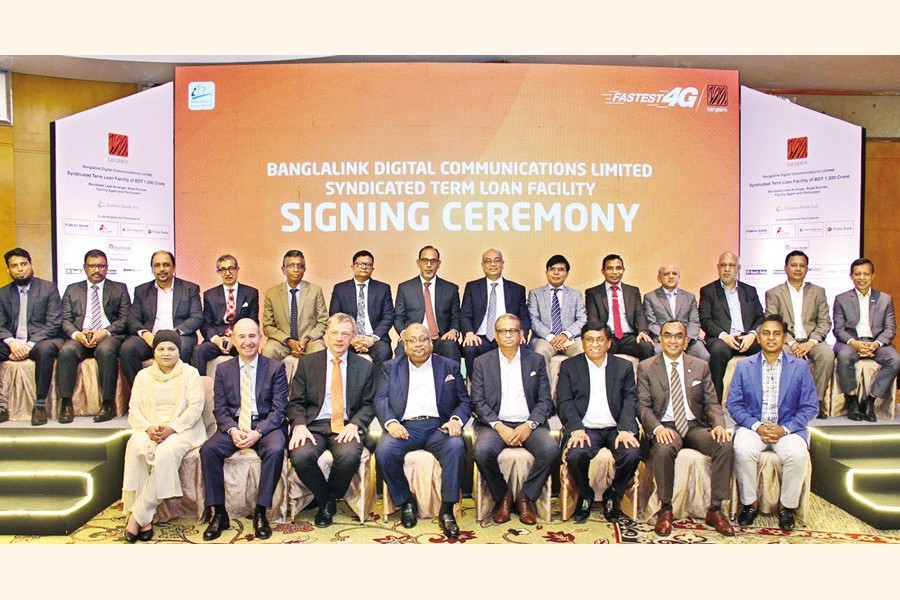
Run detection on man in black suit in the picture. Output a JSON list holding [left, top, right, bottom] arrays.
[[120, 250, 203, 387], [556, 323, 642, 523], [471, 314, 556, 525], [461, 248, 531, 377], [192, 254, 259, 376], [698, 251, 764, 401], [0, 248, 63, 425], [58, 249, 131, 423], [200, 318, 289, 541], [287, 313, 375, 527], [374, 322, 472, 538], [584, 254, 654, 360], [328, 250, 394, 373], [393, 245, 461, 363]]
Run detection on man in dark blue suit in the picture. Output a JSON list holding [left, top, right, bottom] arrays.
[[374, 322, 472, 538], [471, 314, 556, 525], [461, 248, 531, 377], [192, 254, 259, 376], [120, 250, 203, 387], [328, 250, 394, 373], [200, 318, 289, 541]]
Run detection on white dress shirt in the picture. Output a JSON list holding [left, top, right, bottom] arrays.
[[496, 348, 529, 423], [855, 289, 874, 340], [315, 350, 349, 422], [476, 277, 507, 336], [401, 356, 440, 421], [78, 279, 111, 333], [152, 282, 175, 333], [661, 354, 696, 423], [354, 278, 374, 336], [787, 283, 808, 341], [605, 281, 634, 334], [583, 356, 617, 429]]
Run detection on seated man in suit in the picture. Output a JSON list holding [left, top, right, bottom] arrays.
[[727, 314, 819, 531], [584, 254, 654, 361], [193, 254, 259, 376], [764, 251, 834, 419], [471, 314, 556, 525], [643, 263, 709, 361], [528, 254, 587, 372], [328, 250, 394, 374], [200, 318, 289, 541], [58, 249, 131, 424], [262, 249, 327, 360], [287, 313, 375, 528], [699, 251, 764, 401], [374, 322, 472, 538], [637, 320, 733, 537], [0, 247, 63, 425], [460, 249, 531, 376], [832, 258, 900, 422], [120, 250, 203, 387], [556, 323, 641, 524], [393, 245, 461, 363]]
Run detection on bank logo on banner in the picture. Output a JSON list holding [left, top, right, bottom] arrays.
[[787, 137, 809, 160], [108, 133, 128, 157], [188, 82, 215, 110]]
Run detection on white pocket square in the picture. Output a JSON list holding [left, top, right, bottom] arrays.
[[530, 371, 537, 377], [691, 380, 702, 387], [241, 302, 249, 307], [444, 374, 455, 382]]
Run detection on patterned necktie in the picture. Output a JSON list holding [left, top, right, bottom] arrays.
[[15, 288, 28, 342], [89, 284, 102, 330], [225, 287, 236, 323], [331, 357, 344, 434], [423, 281, 439, 340], [239, 364, 253, 432], [551, 288, 563, 335], [670, 361, 689, 438], [289, 288, 299, 340], [485, 282, 498, 342], [356, 283, 367, 335], [610, 285, 624, 340]]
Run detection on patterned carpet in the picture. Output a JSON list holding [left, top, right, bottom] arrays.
[[3, 493, 899, 544]]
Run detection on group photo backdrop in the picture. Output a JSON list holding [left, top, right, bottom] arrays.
[[174, 63, 740, 302]]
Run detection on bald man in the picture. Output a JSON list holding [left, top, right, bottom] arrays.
[[643, 263, 709, 361]]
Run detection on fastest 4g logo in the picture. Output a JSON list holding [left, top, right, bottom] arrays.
[[658, 86, 698, 108], [607, 86, 699, 108]]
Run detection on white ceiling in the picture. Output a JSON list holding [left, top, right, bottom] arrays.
[[0, 55, 898, 92]]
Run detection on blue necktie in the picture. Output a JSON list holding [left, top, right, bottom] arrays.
[[551, 288, 563, 335]]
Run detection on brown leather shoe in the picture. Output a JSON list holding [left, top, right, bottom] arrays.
[[517, 497, 537, 526], [491, 495, 513, 524], [654, 507, 674, 536], [705, 509, 735, 536]]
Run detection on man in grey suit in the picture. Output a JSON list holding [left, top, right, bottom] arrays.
[[58, 249, 131, 423], [0, 248, 63, 425], [471, 314, 557, 525], [764, 251, 834, 419], [527, 254, 586, 372], [833, 258, 899, 422], [643, 263, 709, 361]]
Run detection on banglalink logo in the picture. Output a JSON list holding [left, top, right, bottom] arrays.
[[108, 133, 128, 158], [787, 137, 809, 160]]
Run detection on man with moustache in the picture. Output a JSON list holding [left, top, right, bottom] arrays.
[[262, 250, 328, 360], [643, 263, 710, 361], [527, 254, 588, 372]]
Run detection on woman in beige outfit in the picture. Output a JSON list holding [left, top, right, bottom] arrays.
[[121, 330, 207, 542]]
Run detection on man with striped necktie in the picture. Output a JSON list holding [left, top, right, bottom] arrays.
[[527, 255, 587, 373]]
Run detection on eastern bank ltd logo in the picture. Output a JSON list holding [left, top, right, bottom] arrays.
[[108, 133, 128, 157], [602, 84, 729, 112], [787, 137, 809, 160], [188, 82, 215, 110]]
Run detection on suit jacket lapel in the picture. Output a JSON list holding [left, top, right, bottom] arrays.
[[778, 356, 793, 407], [653, 356, 670, 415], [432, 357, 444, 406]]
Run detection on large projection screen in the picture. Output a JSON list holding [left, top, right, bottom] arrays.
[[175, 64, 739, 309]]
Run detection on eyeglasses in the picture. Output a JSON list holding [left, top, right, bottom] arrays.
[[547, 267, 567, 273], [217, 266, 238, 274], [661, 333, 686, 341], [403, 336, 431, 344], [583, 336, 609, 345], [495, 328, 519, 336], [284, 263, 306, 271], [418, 258, 440, 265], [84, 264, 108, 271], [482, 258, 504, 265], [353, 262, 374, 269]]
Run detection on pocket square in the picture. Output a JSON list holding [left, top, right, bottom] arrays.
[[241, 302, 249, 307], [444, 374, 455, 382], [530, 371, 537, 377], [691, 380, 702, 387]]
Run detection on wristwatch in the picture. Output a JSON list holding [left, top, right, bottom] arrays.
[[526, 420, 538, 430]]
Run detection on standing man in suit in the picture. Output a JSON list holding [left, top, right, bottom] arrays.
[[393, 245, 461, 363], [328, 250, 394, 374], [471, 314, 556, 525], [637, 320, 734, 536], [832, 258, 899, 422], [699, 251, 764, 401], [200, 318, 289, 541], [727, 314, 818, 531], [193, 254, 259, 376], [0, 248, 63, 425], [643, 263, 709, 361], [261, 249, 327, 360], [58, 249, 131, 423], [584, 254, 654, 361], [287, 313, 375, 528], [120, 250, 203, 387], [528, 254, 587, 371], [460, 249, 531, 377], [374, 322, 472, 538], [556, 323, 642, 524], [764, 251, 834, 419]]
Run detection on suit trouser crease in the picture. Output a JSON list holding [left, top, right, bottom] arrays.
[[473, 422, 559, 502], [200, 425, 286, 508], [289, 419, 363, 506], [733, 427, 808, 509], [565, 426, 641, 500], [649, 420, 733, 505]]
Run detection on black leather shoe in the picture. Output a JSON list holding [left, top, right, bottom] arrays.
[[816, 410, 828, 420], [573, 492, 594, 524], [846, 395, 862, 421], [137, 526, 154, 542], [862, 397, 878, 423], [400, 499, 418, 528], [203, 508, 230, 541], [737, 504, 758, 526], [315, 499, 335, 528], [58, 399, 74, 424], [253, 507, 272, 539], [93, 401, 116, 423], [603, 494, 621, 523], [0, 408, 8, 423], [438, 512, 460, 539], [778, 507, 795, 531], [123, 529, 138, 544], [31, 406, 48, 426]]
